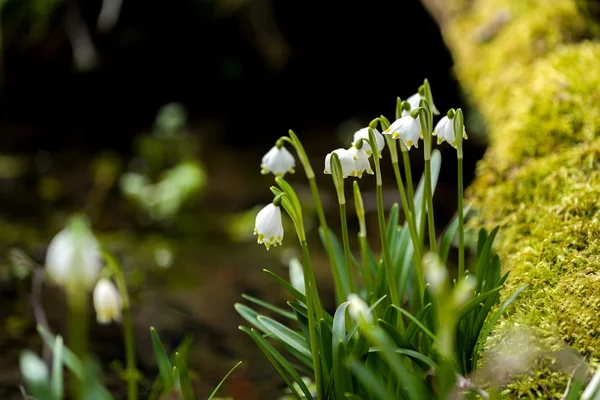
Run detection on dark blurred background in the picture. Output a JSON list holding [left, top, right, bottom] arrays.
[[0, 0, 487, 398]]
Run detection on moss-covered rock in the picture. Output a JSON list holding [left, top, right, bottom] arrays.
[[442, 0, 600, 396]]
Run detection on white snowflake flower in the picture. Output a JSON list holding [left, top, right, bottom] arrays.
[[45, 220, 102, 289], [254, 203, 284, 250], [352, 128, 385, 158], [403, 92, 439, 116], [383, 116, 421, 149], [434, 116, 467, 148], [261, 146, 295, 177], [347, 294, 373, 325], [347, 146, 373, 178], [93, 279, 122, 324], [324, 148, 355, 178]]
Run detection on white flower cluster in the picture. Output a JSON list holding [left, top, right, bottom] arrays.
[[384, 92, 467, 150], [252, 88, 468, 250], [323, 128, 385, 179]]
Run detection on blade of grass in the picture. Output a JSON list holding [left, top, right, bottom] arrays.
[[207, 361, 243, 400]]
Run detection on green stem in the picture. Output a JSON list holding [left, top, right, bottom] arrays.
[[103, 252, 138, 400], [457, 157, 465, 280], [301, 241, 323, 400], [309, 176, 344, 302], [374, 183, 400, 309], [424, 159, 437, 253], [390, 160, 421, 260], [391, 160, 425, 307], [359, 233, 372, 295], [400, 145, 416, 216], [339, 203, 356, 294], [369, 129, 400, 310], [287, 131, 344, 303], [67, 285, 87, 399]]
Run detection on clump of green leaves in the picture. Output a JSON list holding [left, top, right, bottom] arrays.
[[237, 79, 526, 399]]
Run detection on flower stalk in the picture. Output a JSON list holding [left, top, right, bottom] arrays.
[[103, 251, 138, 400], [454, 109, 466, 279], [329, 152, 357, 294], [418, 87, 437, 253], [283, 131, 345, 303], [368, 125, 401, 311]]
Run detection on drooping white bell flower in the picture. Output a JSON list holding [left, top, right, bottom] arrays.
[[352, 128, 385, 158], [261, 146, 295, 177], [433, 116, 468, 148], [324, 148, 355, 178], [347, 146, 373, 178], [93, 279, 122, 324], [347, 294, 373, 325], [403, 92, 439, 116], [254, 203, 284, 250], [45, 219, 102, 289], [289, 258, 305, 295], [383, 116, 421, 149]]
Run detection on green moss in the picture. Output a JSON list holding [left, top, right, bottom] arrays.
[[442, 0, 600, 396], [471, 142, 600, 395]]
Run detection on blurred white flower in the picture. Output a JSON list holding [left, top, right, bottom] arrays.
[[453, 276, 476, 307], [289, 258, 305, 295], [93, 279, 122, 324], [347, 146, 373, 178], [347, 293, 373, 325], [424, 252, 447, 294], [45, 219, 102, 289], [352, 128, 385, 158], [383, 116, 421, 149], [254, 203, 284, 250], [261, 146, 295, 177], [324, 148, 355, 178]]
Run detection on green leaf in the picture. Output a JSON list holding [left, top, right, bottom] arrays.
[[51, 335, 64, 399], [386, 203, 400, 258], [476, 228, 487, 258], [475, 226, 499, 294], [368, 347, 437, 370], [333, 302, 352, 398], [37, 325, 84, 379], [239, 326, 313, 400], [263, 269, 306, 303], [472, 284, 527, 368], [454, 287, 502, 322], [414, 150, 441, 224], [392, 305, 437, 343], [401, 304, 432, 343], [37, 325, 113, 400], [20, 350, 53, 400], [483, 254, 501, 293], [207, 361, 242, 400], [439, 205, 472, 264], [241, 294, 297, 320], [150, 327, 174, 390], [175, 352, 194, 400], [564, 361, 588, 400], [349, 360, 396, 400], [321, 228, 351, 296], [364, 327, 426, 400], [319, 319, 333, 375], [335, 341, 353, 397], [257, 316, 311, 358]]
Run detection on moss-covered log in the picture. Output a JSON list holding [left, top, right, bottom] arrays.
[[426, 0, 600, 396]]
